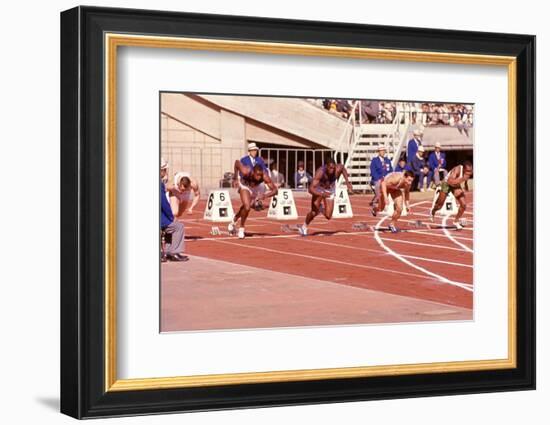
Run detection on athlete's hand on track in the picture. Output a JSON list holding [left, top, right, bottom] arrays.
[[347, 183, 353, 193]]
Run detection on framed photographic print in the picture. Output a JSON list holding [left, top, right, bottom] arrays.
[[60, 6, 535, 419]]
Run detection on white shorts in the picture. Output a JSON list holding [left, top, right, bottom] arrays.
[[239, 182, 264, 201], [321, 185, 336, 200]]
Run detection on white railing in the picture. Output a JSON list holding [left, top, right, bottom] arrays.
[[336, 104, 410, 189], [334, 101, 361, 166]]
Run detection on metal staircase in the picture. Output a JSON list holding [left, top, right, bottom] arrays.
[[336, 103, 410, 192]]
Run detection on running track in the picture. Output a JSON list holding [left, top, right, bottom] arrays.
[[177, 192, 474, 309]]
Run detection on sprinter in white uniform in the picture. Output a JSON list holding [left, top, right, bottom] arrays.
[[168, 171, 201, 217]]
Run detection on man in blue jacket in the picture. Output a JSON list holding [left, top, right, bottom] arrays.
[[370, 145, 393, 207], [410, 146, 433, 192], [240, 142, 268, 173], [160, 159, 188, 262], [407, 128, 423, 163], [427, 142, 448, 187]]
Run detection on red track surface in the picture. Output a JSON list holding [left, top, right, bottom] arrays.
[[176, 192, 474, 309]]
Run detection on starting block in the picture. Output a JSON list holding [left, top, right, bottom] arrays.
[[332, 187, 354, 218], [281, 224, 300, 233], [203, 190, 235, 222], [268, 189, 298, 220], [430, 187, 459, 216], [352, 222, 371, 231], [210, 226, 221, 236]]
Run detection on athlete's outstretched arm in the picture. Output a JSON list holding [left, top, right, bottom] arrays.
[[189, 181, 201, 212], [339, 165, 353, 192], [308, 168, 328, 197], [380, 179, 388, 203], [404, 184, 411, 211], [262, 173, 279, 199]]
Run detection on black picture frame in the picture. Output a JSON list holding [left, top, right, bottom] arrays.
[[60, 5, 535, 419]]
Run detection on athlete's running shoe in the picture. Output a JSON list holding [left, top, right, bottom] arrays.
[[228, 221, 237, 235], [454, 222, 464, 230], [429, 212, 435, 223], [371, 208, 377, 217], [298, 224, 308, 237], [389, 224, 399, 233], [238, 227, 246, 239]]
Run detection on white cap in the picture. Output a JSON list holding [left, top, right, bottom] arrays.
[[247, 142, 259, 151], [413, 128, 424, 137], [160, 158, 169, 169], [377, 145, 387, 151], [435, 142, 441, 148], [417, 145, 425, 153]]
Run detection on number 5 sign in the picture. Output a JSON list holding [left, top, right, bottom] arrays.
[[267, 189, 298, 220]]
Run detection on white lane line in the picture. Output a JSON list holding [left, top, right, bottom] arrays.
[[186, 221, 476, 242], [414, 211, 474, 224], [442, 216, 474, 253], [186, 226, 475, 243], [378, 237, 472, 253], [405, 229, 473, 241], [302, 238, 473, 268], [212, 239, 444, 282], [372, 215, 473, 291]]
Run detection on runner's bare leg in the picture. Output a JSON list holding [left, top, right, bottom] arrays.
[[239, 189, 252, 227], [430, 190, 447, 216], [305, 195, 322, 225], [453, 190, 467, 222], [322, 197, 335, 220], [391, 194, 403, 228]]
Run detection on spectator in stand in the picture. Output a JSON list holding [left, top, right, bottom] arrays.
[[270, 162, 286, 188], [456, 105, 472, 137], [410, 146, 433, 192], [335, 99, 352, 119], [395, 157, 411, 172], [294, 161, 312, 190], [360, 100, 380, 123], [428, 142, 448, 187], [407, 128, 423, 163], [160, 159, 188, 263], [370, 145, 393, 206], [379, 102, 396, 123]]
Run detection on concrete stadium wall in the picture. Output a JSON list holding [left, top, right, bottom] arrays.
[[160, 92, 352, 190]]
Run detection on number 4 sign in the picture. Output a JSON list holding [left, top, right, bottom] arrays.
[[332, 187, 354, 218]]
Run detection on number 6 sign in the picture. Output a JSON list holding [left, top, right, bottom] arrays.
[[203, 190, 234, 222]]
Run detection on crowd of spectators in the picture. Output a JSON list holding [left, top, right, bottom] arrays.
[[308, 98, 474, 129]]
